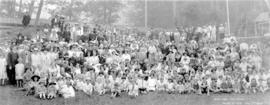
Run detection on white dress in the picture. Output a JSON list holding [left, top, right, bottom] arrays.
[[15, 63, 25, 80], [0, 58, 7, 79]]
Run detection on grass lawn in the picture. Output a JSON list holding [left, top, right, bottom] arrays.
[[0, 86, 269, 105]]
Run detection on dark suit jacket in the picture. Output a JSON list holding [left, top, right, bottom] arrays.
[[7, 52, 19, 67]]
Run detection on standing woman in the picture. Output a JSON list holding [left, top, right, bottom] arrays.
[[7, 47, 19, 85], [0, 50, 7, 85]]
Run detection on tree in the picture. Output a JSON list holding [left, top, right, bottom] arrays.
[[28, 0, 36, 17], [35, 0, 44, 26], [84, 0, 122, 24], [18, 0, 23, 17]]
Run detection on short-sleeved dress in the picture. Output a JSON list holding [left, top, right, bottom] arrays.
[[0, 57, 7, 79], [15, 63, 25, 80]]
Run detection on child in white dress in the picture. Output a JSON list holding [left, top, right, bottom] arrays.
[[15, 58, 25, 88], [82, 79, 94, 97], [0, 55, 7, 85], [128, 79, 139, 98], [95, 73, 105, 95], [59, 82, 75, 98]]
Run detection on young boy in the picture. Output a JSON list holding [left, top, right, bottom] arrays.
[[15, 58, 25, 88]]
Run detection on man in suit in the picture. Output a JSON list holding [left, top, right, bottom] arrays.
[[6, 47, 19, 85], [22, 13, 31, 27]]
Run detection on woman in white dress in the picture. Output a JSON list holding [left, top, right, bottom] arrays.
[[0, 53, 7, 85]]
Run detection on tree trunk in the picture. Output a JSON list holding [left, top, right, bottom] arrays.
[[29, 0, 35, 17], [35, 0, 44, 27], [10, 0, 16, 18], [19, 0, 23, 17]]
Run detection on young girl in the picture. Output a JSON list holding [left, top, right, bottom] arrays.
[[59, 81, 75, 98], [156, 77, 167, 92], [36, 82, 47, 99], [167, 79, 175, 94], [128, 77, 139, 98], [26, 75, 40, 96], [147, 74, 157, 92], [15, 58, 25, 88], [47, 82, 57, 99], [95, 73, 105, 95], [250, 78, 258, 93], [175, 80, 185, 94], [0, 53, 7, 85], [83, 79, 93, 96]]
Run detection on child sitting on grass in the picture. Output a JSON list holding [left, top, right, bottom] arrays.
[[47, 82, 57, 99], [36, 82, 47, 99], [156, 77, 167, 92], [26, 75, 40, 96], [82, 79, 94, 97], [167, 79, 175, 94], [95, 73, 106, 95], [59, 81, 75, 98], [128, 78, 139, 98]]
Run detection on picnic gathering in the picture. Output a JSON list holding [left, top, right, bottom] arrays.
[[0, 14, 270, 101]]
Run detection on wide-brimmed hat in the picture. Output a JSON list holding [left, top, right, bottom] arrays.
[[31, 75, 40, 81], [48, 82, 56, 86]]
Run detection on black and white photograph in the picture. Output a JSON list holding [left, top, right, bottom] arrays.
[[0, 0, 270, 105]]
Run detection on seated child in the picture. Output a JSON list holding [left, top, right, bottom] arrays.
[[175, 81, 185, 94], [82, 79, 93, 96], [47, 82, 57, 99], [95, 73, 106, 95], [220, 77, 233, 93], [23, 68, 33, 88], [258, 78, 267, 93], [209, 78, 220, 93], [59, 82, 75, 98], [250, 78, 258, 93], [167, 79, 175, 94], [191, 79, 200, 94], [156, 77, 167, 92], [200, 77, 209, 95], [232, 78, 241, 93], [184, 81, 193, 94], [147, 75, 157, 92], [128, 78, 139, 98], [137, 75, 149, 94], [36, 82, 47, 99], [119, 77, 129, 92], [26, 75, 40, 96]]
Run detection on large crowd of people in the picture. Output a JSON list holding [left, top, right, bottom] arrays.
[[0, 15, 270, 100]]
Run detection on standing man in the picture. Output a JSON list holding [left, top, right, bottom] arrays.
[[22, 12, 31, 27], [51, 15, 58, 28], [6, 47, 19, 85]]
